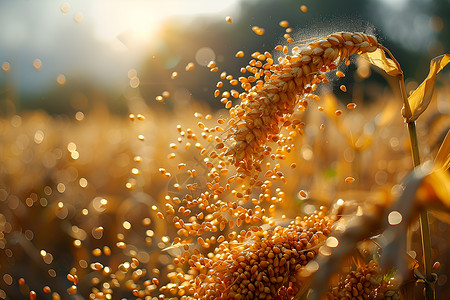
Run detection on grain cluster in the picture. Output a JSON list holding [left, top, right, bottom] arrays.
[[326, 260, 399, 300], [162, 207, 333, 299]]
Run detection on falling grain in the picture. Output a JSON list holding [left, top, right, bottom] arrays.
[[185, 62, 195, 71], [345, 176, 355, 183], [347, 102, 357, 109], [336, 71, 345, 77], [252, 26, 265, 35], [279, 20, 289, 28]]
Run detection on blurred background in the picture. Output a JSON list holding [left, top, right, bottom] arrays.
[[0, 1, 449, 299], [0, 0, 449, 115]]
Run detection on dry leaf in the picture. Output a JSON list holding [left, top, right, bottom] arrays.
[[361, 48, 402, 77], [418, 169, 450, 211], [407, 54, 450, 122], [435, 130, 450, 171]]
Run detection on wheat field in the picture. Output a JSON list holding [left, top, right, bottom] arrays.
[[0, 2, 449, 300]]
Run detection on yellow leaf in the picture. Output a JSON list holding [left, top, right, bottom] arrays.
[[407, 54, 450, 122], [418, 169, 450, 211], [435, 130, 450, 171], [360, 48, 402, 77]]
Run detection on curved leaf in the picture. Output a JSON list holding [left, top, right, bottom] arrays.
[[435, 130, 450, 171], [361, 48, 402, 77], [418, 169, 450, 213], [407, 54, 450, 122]]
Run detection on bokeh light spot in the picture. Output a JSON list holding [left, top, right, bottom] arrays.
[[195, 47, 216, 67], [388, 211, 403, 225], [56, 74, 66, 86], [60, 3, 70, 13], [326, 237, 339, 248]]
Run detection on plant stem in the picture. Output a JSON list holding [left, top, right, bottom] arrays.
[[407, 121, 434, 299], [390, 40, 434, 296], [407, 122, 421, 167], [399, 76, 412, 120]]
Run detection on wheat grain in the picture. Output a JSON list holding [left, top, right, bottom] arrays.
[[164, 208, 333, 299]]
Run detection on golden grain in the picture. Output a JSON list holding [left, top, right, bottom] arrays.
[[67, 285, 77, 295], [252, 26, 265, 35], [327, 261, 382, 299], [279, 20, 289, 28], [235, 50, 245, 58], [103, 246, 111, 256], [207, 61, 216, 69], [433, 261, 440, 270], [345, 176, 355, 183], [171, 208, 332, 298], [29, 291, 37, 300], [185, 62, 195, 71], [347, 102, 357, 109], [90, 262, 103, 271], [336, 71, 345, 77]]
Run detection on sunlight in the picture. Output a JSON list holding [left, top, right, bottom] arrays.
[[92, 1, 161, 45], [91, 0, 242, 50]]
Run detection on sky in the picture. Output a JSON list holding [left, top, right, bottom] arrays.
[[0, 0, 244, 96]]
